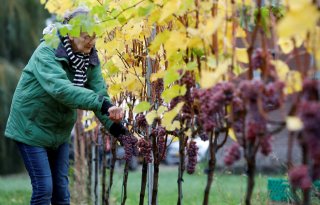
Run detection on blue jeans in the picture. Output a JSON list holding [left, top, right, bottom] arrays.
[[16, 141, 70, 205]]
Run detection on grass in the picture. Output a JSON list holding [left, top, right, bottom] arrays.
[[106, 166, 269, 205], [0, 174, 31, 205], [0, 164, 272, 205]]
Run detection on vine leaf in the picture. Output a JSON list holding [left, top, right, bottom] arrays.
[[277, 2, 319, 38], [228, 128, 238, 142], [133, 101, 151, 114], [161, 85, 186, 103], [285, 71, 302, 94], [235, 48, 249, 64], [162, 102, 184, 131]]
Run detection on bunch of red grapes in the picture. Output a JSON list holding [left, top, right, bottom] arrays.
[[186, 141, 199, 174]]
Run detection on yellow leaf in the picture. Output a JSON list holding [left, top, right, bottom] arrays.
[[84, 121, 97, 132], [228, 128, 237, 142], [150, 70, 165, 82], [146, 110, 158, 125], [162, 102, 184, 131], [235, 0, 252, 6], [200, 60, 231, 88], [133, 101, 151, 113], [272, 60, 290, 81], [285, 71, 302, 94], [164, 69, 180, 87], [44, 0, 73, 15], [111, 55, 127, 71], [236, 26, 247, 38], [157, 106, 168, 116], [286, 116, 304, 131], [235, 48, 249, 64], [278, 38, 294, 54], [108, 83, 122, 96], [124, 77, 143, 93], [81, 111, 95, 123], [184, 129, 192, 137], [149, 30, 170, 55], [159, 0, 181, 22], [277, 3, 319, 38], [164, 31, 189, 58], [200, 15, 224, 38], [161, 85, 187, 103], [287, 0, 312, 11], [233, 64, 247, 76], [122, 19, 144, 39], [103, 40, 124, 56], [187, 37, 203, 49]]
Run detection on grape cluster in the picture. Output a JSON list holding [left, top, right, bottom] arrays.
[[137, 138, 152, 163], [199, 132, 209, 141], [262, 81, 285, 112], [298, 101, 320, 179], [239, 80, 263, 104], [187, 141, 199, 174], [239, 80, 267, 142], [260, 136, 272, 156], [302, 79, 319, 101], [192, 82, 235, 132], [288, 165, 312, 190], [135, 113, 148, 129], [251, 48, 265, 70], [119, 134, 138, 162], [180, 71, 196, 89], [245, 116, 266, 142], [169, 96, 184, 110], [151, 126, 167, 160], [168, 71, 196, 121], [231, 97, 245, 135], [152, 78, 164, 103], [224, 143, 241, 166], [158, 135, 166, 161], [299, 102, 320, 157]]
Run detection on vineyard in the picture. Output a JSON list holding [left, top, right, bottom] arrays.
[[39, 0, 320, 205]]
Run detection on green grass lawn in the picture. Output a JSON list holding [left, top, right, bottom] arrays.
[[0, 164, 271, 205], [0, 174, 32, 205], [106, 166, 269, 205]]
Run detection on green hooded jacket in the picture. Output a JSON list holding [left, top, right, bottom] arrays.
[[5, 40, 114, 149]]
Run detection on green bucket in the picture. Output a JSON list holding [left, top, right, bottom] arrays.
[[268, 178, 290, 202]]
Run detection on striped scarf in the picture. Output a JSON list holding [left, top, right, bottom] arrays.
[[61, 36, 89, 87]]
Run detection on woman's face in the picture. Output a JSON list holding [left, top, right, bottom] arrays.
[[69, 32, 96, 54]]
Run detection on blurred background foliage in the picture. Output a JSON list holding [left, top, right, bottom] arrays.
[[0, 0, 49, 175]]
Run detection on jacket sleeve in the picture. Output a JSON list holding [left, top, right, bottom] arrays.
[[32, 44, 104, 112], [86, 63, 114, 130]]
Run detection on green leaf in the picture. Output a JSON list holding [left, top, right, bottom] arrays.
[[186, 61, 197, 71], [43, 34, 60, 49], [161, 85, 187, 103], [138, 3, 154, 17], [133, 101, 151, 113], [164, 69, 180, 87], [69, 25, 81, 37]]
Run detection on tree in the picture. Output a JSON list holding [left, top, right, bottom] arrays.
[[0, 0, 49, 175]]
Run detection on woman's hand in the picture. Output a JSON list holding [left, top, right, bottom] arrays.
[[108, 106, 124, 123]]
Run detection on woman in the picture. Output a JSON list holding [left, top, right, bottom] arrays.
[[5, 7, 126, 205]]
